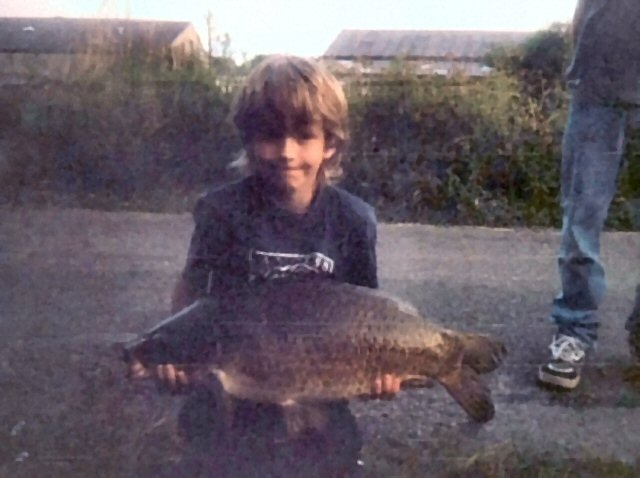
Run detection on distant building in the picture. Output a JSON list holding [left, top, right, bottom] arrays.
[[322, 29, 532, 77], [0, 17, 206, 84]]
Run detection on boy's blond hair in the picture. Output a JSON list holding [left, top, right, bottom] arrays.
[[231, 55, 349, 183]]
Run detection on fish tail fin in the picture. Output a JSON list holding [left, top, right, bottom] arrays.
[[459, 333, 506, 374], [440, 364, 495, 423]]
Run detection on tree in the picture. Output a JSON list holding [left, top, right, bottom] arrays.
[[485, 24, 571, 82], [484, 24, 572, 100]]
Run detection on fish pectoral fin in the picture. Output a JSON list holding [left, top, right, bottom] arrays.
[[439, 365, 494, 423], [280, 400, 329, 437], [208, 370, 236, 430]]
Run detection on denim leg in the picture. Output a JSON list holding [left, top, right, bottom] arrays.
[[625, 284, 640, 331], [550, 92, 627, 346]]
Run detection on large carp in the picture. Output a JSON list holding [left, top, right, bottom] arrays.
[[123, 278, 505, 423]]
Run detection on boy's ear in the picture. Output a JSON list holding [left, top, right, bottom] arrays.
[[323, 144, 337, 160], [323, 134, 337, 160]]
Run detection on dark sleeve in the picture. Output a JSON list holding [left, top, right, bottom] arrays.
[[345, 210, 379, 289], [571, 0, 589, 44], [182, 195, 246, 298]]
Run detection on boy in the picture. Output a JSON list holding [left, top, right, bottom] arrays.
[[537, 0, 640, 390], [131, 55, 400, 477]]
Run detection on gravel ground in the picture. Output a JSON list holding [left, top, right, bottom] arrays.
[[1, 207, 639, 477]]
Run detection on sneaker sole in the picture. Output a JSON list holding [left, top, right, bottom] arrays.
[[537, 367, 580, 390]]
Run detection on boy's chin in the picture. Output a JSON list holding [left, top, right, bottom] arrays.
[[255, 172, 292, 195]]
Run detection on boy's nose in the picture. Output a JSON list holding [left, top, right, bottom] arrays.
[[278, 136, 299, 158]]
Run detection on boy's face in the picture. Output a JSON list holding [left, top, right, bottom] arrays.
[[250, 122, 335, 198]]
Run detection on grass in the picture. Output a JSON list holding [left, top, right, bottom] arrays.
[[362, 440, 639, 478]]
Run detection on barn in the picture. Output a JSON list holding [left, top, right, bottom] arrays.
[[0, 17, 206, 84], [323, 29, 532, 77]]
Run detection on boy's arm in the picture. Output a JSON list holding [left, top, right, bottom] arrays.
[[173, 194, 238, 311], [347, 213, 379, 289], [132, 196, 232, 390], [170, 274, 197, 314], [169, 200, 215, 314], [134, 275, 195, 393], [345, 211, 402, 395]]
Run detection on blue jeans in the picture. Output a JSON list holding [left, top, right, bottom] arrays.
[[550, 90, 632, 346]]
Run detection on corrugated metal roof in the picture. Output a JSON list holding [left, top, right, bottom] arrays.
[[0, 17, 194, 54], [324, 29, 532, 60]]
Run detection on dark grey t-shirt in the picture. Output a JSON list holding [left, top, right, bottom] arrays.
[[567, 0, 640, 104], [182, 175, 378, 296], [177, 176, 374, 472]]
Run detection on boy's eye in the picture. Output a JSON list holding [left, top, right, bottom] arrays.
[[254, 131, 282, 142], [295, 130, 318, 141], [254, 130, 318, 143]]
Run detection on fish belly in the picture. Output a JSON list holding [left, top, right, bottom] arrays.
[[210, 332, 446, 404]]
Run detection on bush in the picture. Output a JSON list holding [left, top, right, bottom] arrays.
[[342, 68, 567, 227], [0, 59, 241, 211], [1, 48, 639, 230]]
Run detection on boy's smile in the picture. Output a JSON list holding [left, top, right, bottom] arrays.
[[251, 123, 336, 211]]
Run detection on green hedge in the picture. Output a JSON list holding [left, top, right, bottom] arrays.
[[0, 67, 241, 212], [1, 62, 638, 229], [342, 70, 567, 226]]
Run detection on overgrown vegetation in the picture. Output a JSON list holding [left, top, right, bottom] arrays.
[[1, 27, 639, 228], [0, 55, 241, 212], [342, 68, 567, 226], [362, 439, 639, 478]]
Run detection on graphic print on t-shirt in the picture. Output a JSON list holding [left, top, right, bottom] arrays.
[[248, 250, 335, 281]]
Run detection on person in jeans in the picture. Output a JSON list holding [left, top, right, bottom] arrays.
[[538, 0, 640, 390], [130, 54, 401, 477]]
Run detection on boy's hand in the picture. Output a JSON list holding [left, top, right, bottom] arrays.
[[127, 359, 190, 393], [155, 364, 190, 392], [370, 374, 401, 398], [127, 358, 150, 379]]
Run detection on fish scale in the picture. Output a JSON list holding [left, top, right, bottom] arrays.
[[124, 277, 506, 423]]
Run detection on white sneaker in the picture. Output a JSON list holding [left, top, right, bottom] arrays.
[[537, 334, 586, 390]]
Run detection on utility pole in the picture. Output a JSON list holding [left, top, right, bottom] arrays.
[[97, 0, 116, 17], [97, 0, 130, 18], [205, 10, 215, 69]]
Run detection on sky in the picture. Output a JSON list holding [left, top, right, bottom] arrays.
[[1, 0, 578, 61]]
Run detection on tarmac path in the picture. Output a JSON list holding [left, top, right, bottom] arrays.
[[1, 207, 639, 476]]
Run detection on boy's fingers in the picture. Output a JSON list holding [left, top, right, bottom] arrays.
[[156, 364, 176, 389], [370, 374, 401, 398], [371, 376, 382, 395], [176, 369, 189, 387], [166, 365, 177, 387], [382, 374, 394, 393], [391, 376, 402, 393], [155, 364, 165, 385], [155, 364, 191, 393], [128, 360, 149, 379], [380, 374, 400, 399]]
